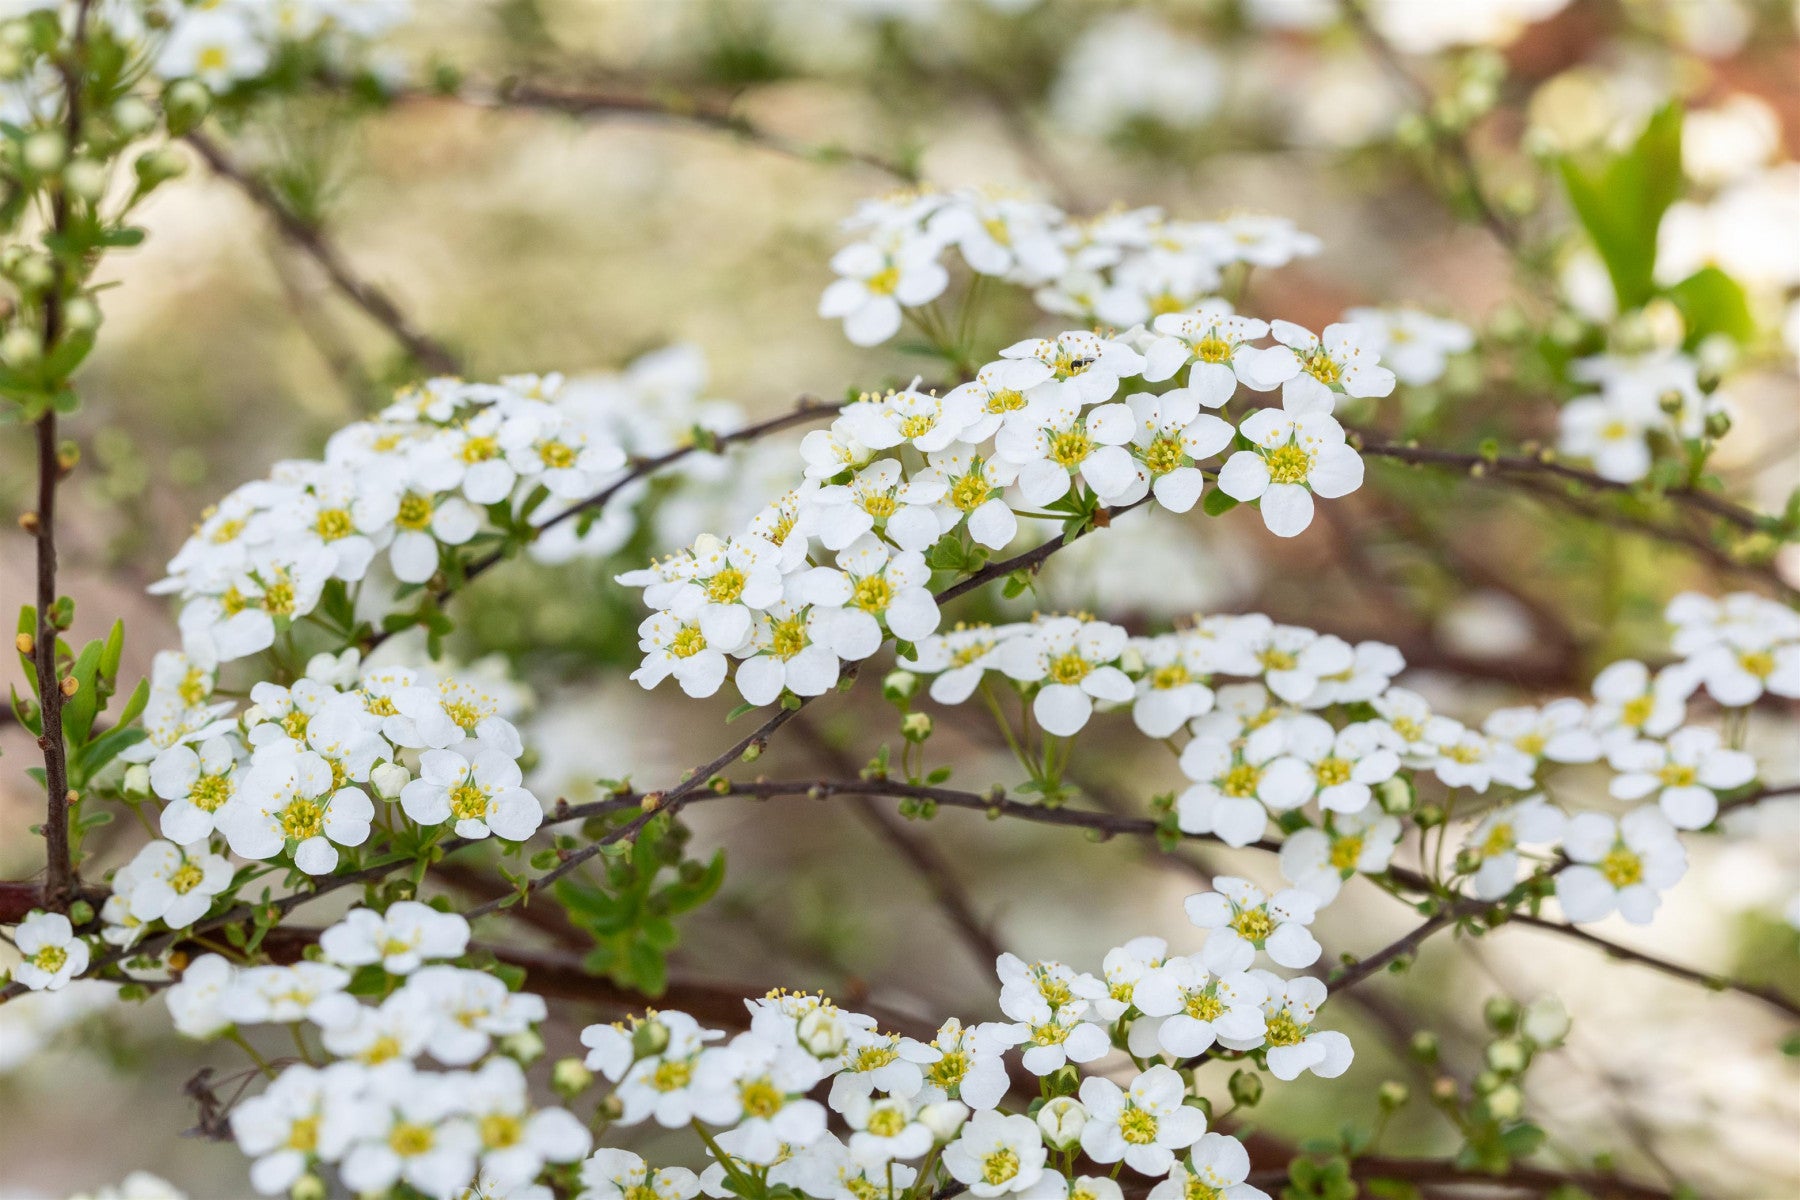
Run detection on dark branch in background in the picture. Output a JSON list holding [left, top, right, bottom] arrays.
[[1246, 1153, 1677, 1200], [184, 129, 461, 375]]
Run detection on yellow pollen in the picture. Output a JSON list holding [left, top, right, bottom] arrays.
[[1600, 847, 1644, 888], [261, 579, 296, 616], [1739, 650, 1775, 679], [867, 1107, 908, 1138], [197, 45, 228, 72], [1264, 1012, 1305, 1047], [861, 492, 899, 519], [209, 518, 245, 545], [1183, 991, 1225, 1021], [1149, 292, 1185, 316], [770, 617, 808, 660], [440, 697, 489, 730], [669, 626, 707, 658], [32, 944, 67, 974], [1264, 443, 1314, 485], [220, 585, 248, 616], [850, 1045, 898, 1072], [1048, 429, 1094, 468], [1619, 695, 1654, 727], [982, 217, 1013, 246], [1031, 1022, 1070, 1046], [449, 781, 489, 822], [1514, 733, 1546, 756], [1302, 351, 1341, 385], [1390, 716, 1423, 742], [1657, 764, 1697, 788], [169, 862, 205, 894], [1118, 1107, 1160, 1145], [459, 435, 498, 463], [952, 473, 993, 510], [1038, 976, 1072, 1007], [625, 1187, 660, 1200], [1480, 823, 1515, 857], [281, 709, 310, 741], [651, 1060, 692, 1092], [740, 1078, 783, 1118], [1257, 648, 1297, 672], [1315, 757, 1352, 787], [190, 774, 233, 812], [1446, 744, 1483, 764], [852, 575, 893, 613], [1143, 436, 1185, 476], [1221, 762, 1262, 799], [1151, 664, 1191, 690], [927, 1050, 970, 1088], [706, 567, 746, 604], [314, 509, 354, 541], [178, 667, 210, 706], [1329, 834, 1365, 872], [985, 389, 1026, 415], [286, 1116, 319, 1153], [1185, 1177, 1223, 1200], [479, 1113, 524, 1149], [983, 1149, 1021, 1186], [1194, 335, 1233, 363], [898, 413, 937, 439], [1048, 651, 1092, 686], [539, 440, 577, 470], [388, 1122, 434, 1157], [278, 798, 325, 841], [366, 696, 397, 717], [395, 493, 433, 531], [865, 266, 901, 296], [361, 1035, 402, 1064], [1051, 350, 1092, 379], [1231, 908, 1275, 942]]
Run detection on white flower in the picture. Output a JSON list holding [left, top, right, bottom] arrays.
[[1463, 795, 1567, 900], [1278, 809, 1403, 903], [1237, 972, 1353, 1081], [667, 533, 788, 652], [1607, 726, 1755, 829], [1685, 633, 1800, 707], [1036, 1098, 1088, 1152], [1071, 935, 1169, 1020], [942, 1110, 1060, 1199], [1000, 330, 1145, 406], [220, 749, 374, 874], [1185, 877, 1322, 970], [1304, 639, 1405, 707], [156, 8, 271, 89], [691, 1031, 829, 1164], [119, 840, 232, 930], [1216, 400, 1363, 537], [631, 595, 732, 698], [1252, 320, 1396, 410], [807, 458, 946, 552], [917, 449, 1021, 550], [915, 1017, 1021, 1111], [320, 901, 472, 974], [221, 963, 355, 1027], [1340, 307, 1474, 387], [812, 535, 941, 649], [827, 1026, 933, 1105], [1270, 716, 1401, 814], [1557, 394, 1654, 483], [1177, 725, 1307, 848], [1425, 727, 1535, 794], [1147, 1133, 1271, 1200], [501, 411, 627, 500], [946, 358, 1056, 444], [10, 911, 89, 992], [400, 747, 543, 841], [839, 1090, 954, 1165], [995, 392, 1141, 506], [903, 623, 1028, 706], [402, 966, 546, 1065], [1130, 956, 1267, 1059], [465, 1057, 592, 1188], [841, 386, 983, 455], [1588, 659, 1693, 739], [1482, 699, 1601, 766], [166, 953, 236, 1039], [1001, 996, 1111, 1075], [363, 487, 482, 585], [1122, 391, 1234, 513], [930, 191, 1068, 281], [997, 616, 1135, 736], [589, 1011, 727, 1123], [341, 1065, 483, 1199], [1125, 634, 1215, 738], [149, 734, 242, 844], [320, 991, 434, 1065], [229, 1063, 363, 1195], [800, 424, 877, 481], [1141, 307, 1272, 405], [734, 600, 844, 706], [820, 236, 950, 346], [1077, 1065, 1206, 1176], [577, 1150, 700, 1200], [1556, 807, 1688, 924]]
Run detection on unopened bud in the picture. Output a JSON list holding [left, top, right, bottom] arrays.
[[1658, 389, 1685, 416], [1703, 410, 1732, 440], [1036, 1095, 1086, 1149], [22, 130, 65, 173], [1415, 803, 1445, 829], [1430, 1076, 1459, 1104], [123, 763, 151, 798], [1377, 1080, 1410, 1110], [920, 1100, 969, 1141], [739, 741, 761, 763], [371, 762, 410, 801], [162, 79, 211, 135], [62, 296, 101, 334], [133, 145, 187, 189], [1228, 1067, 1263, 1108], [1411, 1031, 1439, 1063], [882, 669, 919, 703], [289, 1173, 326, 1200], [1, 326, 42, 366], [60, 675, 78, 697], [15, 632, 32, 654], [1375, 776, 1413, 815], [63, 158, 106, 202], [901, 712, 933, 743], [551, 1057, 593, 1099], [500, 1029, 544, 1064], [67, 898, 94, 926], [112, 96, 156, 136], [1487, 1038, 1528, 1074], [1483, 996, 1520, 1034], [1522, 995, 1569, 1047], [1486, 1082, 1524, 1121], [631, 1017, 670, 1058], [796, 1008, 848, 1058]]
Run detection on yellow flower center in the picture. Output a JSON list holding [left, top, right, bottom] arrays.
[[1257, 648, 1297, 672], [396, 493, 433, 531], [1264, 1011, 1305, 1047], [867, 1107, 909, 1138], [209, 518, 245, 545], [651, 1060, 692, 1092], [770, 617, 808, 660], [1118, 1107, 1160, 1145], [32, 944, 67, 974], [983, 1149, 1021, 1186], [1514, 733, 1546, 756], [388, 1121, 434, 1157], [1739, 650, 1775, 679], [1151, 663, 1191, 690], [261, 579, 295, 616], [178, 667, 210, 706], [539, 440, 578, 470], [1657, 764, 1697, 788], [951, 473, 992, 511], [1601, 847, 1644, 888], [1031, 1022, 1071, 1046], [1221, 762, 1262, 799], [1194, 334, 1233, 363], [851, 1045, 898, 1072], [1048, 651, 1091, 686], [449, 781, 489, 822], [740, 1078, 784, 1119], [1037, 976, 1072, 1007], [1051, 349, 1092, 379], [1446, 744, 1483, 764], [221, 586, 247, 615], [986, 388, 1026, 414], [479, 1113, 524, 1149], [927, 1049, 970, 1089], [1302, 351, 1341, 384], [1619, 695, 1654, 727], [1390, 716, 1423, 742], [361, 1035, 403, 1064], [1329, 834, 1366, 872], [1315, 757, 1352, 787], [279, 798, 324, 841], [1265, 443, 1314, 486], [1231, 908, 1275, 942], [191, 774, 233, 813], [460, 435, 498, 463], [1183, 990, 1225, 1021], [1048, 429, 1094, 468], [1143, 436, 1185, 476], [286, 1116, 319, 1153], [982, 217, 1013, 246], [669, 626, 707, 658], [861, 492, 899, 519], [706, 567, 746, 605], [315, 509, 354, 541], [865, 266, 901, 296], [899, 413, 937, 439], [1149, 292, 1185, 316], [626, 1186, 660, 1200], [1185, 1177, 1223, 1200], [852, 575, 893, 613], [169, 862, 205, 895], [282, 709, 310, 741]]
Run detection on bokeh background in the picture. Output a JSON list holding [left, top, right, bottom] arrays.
[[3, 1, 1798, 1196]]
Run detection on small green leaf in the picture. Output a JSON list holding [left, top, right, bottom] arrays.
[[1202, 487, 1239, 516]]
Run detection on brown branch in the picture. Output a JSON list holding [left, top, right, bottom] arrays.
[[183, 129, 461, 375], [1250, 1153, 1676, 1200]]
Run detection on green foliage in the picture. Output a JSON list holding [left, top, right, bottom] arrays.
[[553, 814, 726, 997], [1664, 266, 1755, 348], [1558, 103, 1682, 310]]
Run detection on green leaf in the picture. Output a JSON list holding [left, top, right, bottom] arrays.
[[1202, 487, 1239, 517], [75, 724, 146, 779], [1558, 102, 1682, 309], [114, 676, 149, 729], [61, 638, 105, 744], [1499, 1122, 1546, 1160], [665, 850, 726, 916], [1665, 266, 1754, 346], [98, 619, 124, 683]]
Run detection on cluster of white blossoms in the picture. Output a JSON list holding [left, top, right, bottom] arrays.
[[820, 186, 1321, 346], [1556, 346, 1732, 483]]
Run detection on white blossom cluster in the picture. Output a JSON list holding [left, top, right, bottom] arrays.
[[820, 186, 1322, 346], [1556, 346, 1732, 483]]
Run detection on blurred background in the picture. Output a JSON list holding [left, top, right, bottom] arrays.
[[2, 0, 1798, 1196]]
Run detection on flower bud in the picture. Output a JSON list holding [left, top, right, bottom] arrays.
[[796, 1008, 848, 1058], [162, 79, 211, 136], [901, 712, 933, 743], [501, 1029, 544, 1064], [1482, 995, 1519, 1034], [882, 669, 919, 703], [133, 145, 187, 189], [921, 1100, 969, 1141], [112, 96, 156, 136], [61, 296, 101, 335], [1228, 1067, 1263, 1108], [1486, 1082, 1523, 1121], [371, 762, 411, 801], [1377, 1081, 1410, 1111], [289, 1175, 326, 1200], [632, 1017, 671, 1058], [1430, 1075, 1459, 1104], [68, 898, 94, 926], [1521, 995, 1569, 1047], [123, 763, 151, 799], [64, 158, 106, 202], [1411, 1031, 1440, 1063], [22, 130, 65, 173], [1375, 776, 1414, 815], [1036, 1096, 1086, 1149], [551, 1057, 593, 1099], [13, 252, 54, 291], [1486, 1038, 1527, 1074], [1, 326, 42, 366], [1703, 410, 1732, 440]]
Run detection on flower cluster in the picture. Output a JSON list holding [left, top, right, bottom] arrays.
[[1556, 347, 1731, 482], [820, 185, 1321, 346]]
